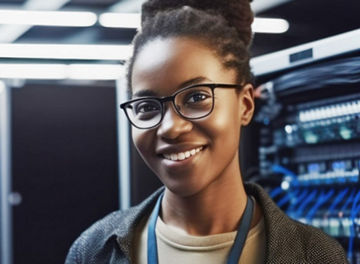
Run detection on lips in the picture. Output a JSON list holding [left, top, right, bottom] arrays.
[[163, 146, 203, 161]]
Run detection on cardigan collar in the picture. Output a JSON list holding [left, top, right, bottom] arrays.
[[114, 183, 296, 263]]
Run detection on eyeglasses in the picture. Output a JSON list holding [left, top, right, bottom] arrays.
[[120, 83, 243, 129]]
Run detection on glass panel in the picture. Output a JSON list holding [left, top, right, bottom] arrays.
[[175, 86, 213, 118]]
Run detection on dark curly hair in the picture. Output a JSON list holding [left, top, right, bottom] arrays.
[[127, 0, 254, 91]]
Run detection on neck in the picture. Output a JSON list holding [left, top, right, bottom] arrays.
[[161, 159, 249, 236]]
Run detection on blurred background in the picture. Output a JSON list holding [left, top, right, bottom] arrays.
[[0, 0, 359, 263]]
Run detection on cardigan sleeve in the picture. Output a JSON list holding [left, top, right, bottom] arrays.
[[65, 237, 82, 264]]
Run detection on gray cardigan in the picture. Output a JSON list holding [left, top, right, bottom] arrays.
[[65, 183, 348, 263]]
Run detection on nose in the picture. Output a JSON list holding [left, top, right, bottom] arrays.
[[156, 105, 193, 139]]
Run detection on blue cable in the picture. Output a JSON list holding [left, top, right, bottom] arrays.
[[295, 189, 318, 220], [287, 189, 309, 217], [270, 187, 284, 199], [340, 189, 356, 213], [271, 164, 299, 186], [277, 189, 300, 209], [270, 164, 301, 211], [347, 203, 360, 262], [272, 164, 297, 178], [328, 188, 349, 216], [347, 190, 360, 260], [306, 189, 335, 221]]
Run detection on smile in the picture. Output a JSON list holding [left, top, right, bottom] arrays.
[[162, 146, 204, 161]]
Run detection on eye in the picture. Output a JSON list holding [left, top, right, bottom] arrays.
[[187, 93, 209, 103], [134, 101, 160, 114], [183, 89, 212, 106], [131, 100, 161, 116]]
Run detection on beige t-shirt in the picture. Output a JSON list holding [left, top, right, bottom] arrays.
[[135, 202, 266, 264]]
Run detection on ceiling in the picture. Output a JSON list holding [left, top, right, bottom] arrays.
[[0, 0, 359, 57], [251, 0, 360, 56]]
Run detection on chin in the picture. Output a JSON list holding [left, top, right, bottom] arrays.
[[162, 177, 210, 198]]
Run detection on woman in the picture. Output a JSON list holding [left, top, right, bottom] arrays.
[[66, 0, 348, 263]]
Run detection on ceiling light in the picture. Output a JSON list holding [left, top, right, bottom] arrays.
[[99, 13, 289, 34], [0, 10, 97, 27], [0, 44, 133, 60], [99, 13, 141, 28], [69, 64, 125, 80], [252, 18, 289, 34], [0, 64, 67, 80], [0, 63, 124, 80]]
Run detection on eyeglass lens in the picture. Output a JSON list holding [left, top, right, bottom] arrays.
[[125, 85, 214, 128]]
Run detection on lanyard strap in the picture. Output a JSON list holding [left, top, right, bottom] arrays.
[[147, 192, 254, 264], [226, 196, 254, 264], [147, 192, 163, 264]]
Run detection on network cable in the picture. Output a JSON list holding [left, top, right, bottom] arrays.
[[270, 186, 284, 199], [277, 189, 300, 209], [347, 190, 360, 260], [286, 189, 309, 218], [340, 189, 356, 213], [328, 188, 350, 216], [306, 189, 335, 221], [295, 189, 318, 220], [271, 164, 297, 180]]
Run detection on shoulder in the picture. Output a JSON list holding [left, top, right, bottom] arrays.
[[245, 182, 348, 263], [65, 187, 164, 264], [65, 210, 127, 264], [277, 214, 348, 263], [301, 223, 348, 263]]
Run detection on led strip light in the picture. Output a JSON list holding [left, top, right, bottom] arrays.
[[299, 100, 360, 122]]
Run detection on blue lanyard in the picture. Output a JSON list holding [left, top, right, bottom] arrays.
[[147, 192, 254, 264]]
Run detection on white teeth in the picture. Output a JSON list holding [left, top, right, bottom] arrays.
[[178, 153, 186, 160], [163, 147, 203, 161]]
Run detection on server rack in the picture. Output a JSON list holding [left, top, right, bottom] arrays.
[[249, 29, 360, 263]]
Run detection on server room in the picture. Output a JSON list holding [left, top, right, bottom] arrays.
[[0, 0, 359, 263]]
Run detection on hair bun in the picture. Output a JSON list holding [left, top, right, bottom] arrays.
[[142, 0, 254, 47]]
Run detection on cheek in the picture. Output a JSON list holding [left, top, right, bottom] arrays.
[[132, 128, 155, 158], [211, 98, 240, 133], [200, 98, 242, 150]]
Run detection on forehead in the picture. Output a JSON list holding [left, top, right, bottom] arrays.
[[131, 37, 235, 96]]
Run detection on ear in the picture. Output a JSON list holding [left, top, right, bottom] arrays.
[[238, 84, 255, 126]]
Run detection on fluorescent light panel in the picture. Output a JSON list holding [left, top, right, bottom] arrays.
[[0, 44, 133, 60], [0, 64, 124, 80], [0, 10, 97, 27], [99, 13, 289, 34], [252, 17, 289, 34], [69, 64, 125, 80], [0, 64, 67, 79], [0, 9, 289, 33], [99, 13, 140, 28]]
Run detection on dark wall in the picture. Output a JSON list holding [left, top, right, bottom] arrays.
[[130, 142, 162, 206], [11, 82, 119, 264]]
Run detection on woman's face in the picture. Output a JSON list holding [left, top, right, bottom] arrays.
[[131, 37, 254, 197]]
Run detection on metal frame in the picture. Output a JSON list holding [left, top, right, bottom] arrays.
[[0, 76, 132, 264], [251, 28, 360, 76], [116, 78, 131, 210], [0, 81, 12, 264]]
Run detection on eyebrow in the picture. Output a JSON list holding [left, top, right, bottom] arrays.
[[132, 76, 210, 98], [178, 76, 210, 88], [132, 90, 158, 98]]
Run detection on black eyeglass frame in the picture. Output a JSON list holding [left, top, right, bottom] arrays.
[[120, 83, 243, 129]]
